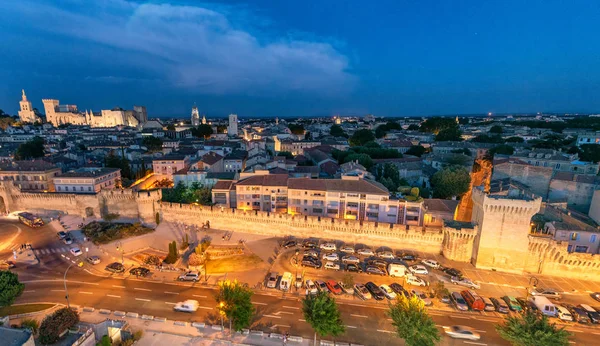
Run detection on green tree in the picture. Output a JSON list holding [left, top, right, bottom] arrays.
[[166, 124, 176, 131], [579, 144, 600, 163], [216, 280, 255, 331], [490, 144, 515, 157], [496, 310, 571, 346], [490, 125, 503, 134], [505, 136, 525, 143], [165, 241, 179, 264], [105, 151, 132, 179], [277, 151, 294, 159], [142, 136, 163, 152], [388, 294, 440, 346], [39, 307, 79, 345], [431, 165, 471, 199], [97, 335, 111, 346], [288, 124, 305, 135], [14, 136, 45, 160], [405, 145, 426, 157], [191, 124, 214, 139], [302, 291, 345, 343], [407, 124, 420, 130], [349, 129, 375, 146], [435, 127, 463, 141], [420, 117, 458, 134], [375, 121, 401, 138], [21, 318, 39, 334], [345, 153, 374, 170], [0, 271, 24, 307], [155, 212, 160, 225], [330, 124, 348, 138]]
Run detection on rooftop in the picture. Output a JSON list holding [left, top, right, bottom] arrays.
[[0, 326, 33, 346], [57, 167, 120, 178], [0, 160, 59, 172], [288, 177, 389, 195], [237, 174, 289, 187]]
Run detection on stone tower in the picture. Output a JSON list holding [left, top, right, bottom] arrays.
[[471, 186, 541, 274], [227, 114, 238, 136], [202, 114, 206, 125], [191, 104, 200, 126], [18, 89, 39, 123]]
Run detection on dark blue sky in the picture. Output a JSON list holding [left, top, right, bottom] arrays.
[[1, 0, 599, 118]]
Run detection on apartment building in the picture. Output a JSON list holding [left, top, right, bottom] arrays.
[[509, 149, 600, 175], [152, 154, 190, 179], [576, 131, 600, 147], [54, 167, 121, 193], [235, 174, 289, 213], [274, 138, 321, 155], [0, 160, 62, 192]]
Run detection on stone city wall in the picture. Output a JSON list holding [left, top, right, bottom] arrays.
[[527, 235, 600, 280]]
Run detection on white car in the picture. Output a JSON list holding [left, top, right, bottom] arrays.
[[379, 284, 397, 300], [174, 300, 199, 312], [340, 246, 355, 254], [305, 280, 318, 295], [421, 259, 440, 269], [377, 251, 395, 259], [70, 247, 83, 257], [357, 248, 374, 256], [342, 255, 360, 264], [322, 253, 339, 261], [409, 265, 429, 275], [405, 275, 428, 287], [443, 325, 481, 340], [556, 305, 573, 322], [320, 243, 337, 251], [450, 276, 480, 289], [324, 262, 340, 271]]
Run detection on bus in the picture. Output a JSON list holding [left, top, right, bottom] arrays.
[[18, 212, 44, 228]]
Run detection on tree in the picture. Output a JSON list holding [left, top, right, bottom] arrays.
[[277, 151, 294, 159], [15, 136, 45, 160], [21, 318, 39, 334], [505, 136, 525, 143], [102, 213, 120, 224], [330, 124, 347, 138], [166, 124, 176, 131], [431, 165, 471, 199], [496, 310, 571, 346], [407, 124, 420, 130], [165, 240, 178, 264], [345, 153, 373, 170], [155, 212, 160, 225], [216, 280, 255, 331], [420, 117, 458, 134], [388, 294, 440, 346], [490, 144, 515, 156], [105, 151, 132, 179], [349, 129, 375, 146], [341, 274, 354, 289], [579, 144, 600, 163], [142, 136, 163, 152], [97, 335, 112, 346], [39, 307, 80, 345], [405, 145, 426, 157], [375, 122, 401, 138], [490, 125, 503, 134], [435, 127, 463, 141], [303, 291, 345, 343], [0, 271, 24, 307], [191, 124, 213, 139], [288, 124, 305, 135]]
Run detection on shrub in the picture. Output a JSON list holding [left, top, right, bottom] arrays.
[[164, 241, 178, 264], [144, 255, 161, 266], [39, 307, 79, 345], [188, 253, 203, 266], [20, 318, 39, 334], [155, 212, 160, 225], [82, 221, 154, 245]]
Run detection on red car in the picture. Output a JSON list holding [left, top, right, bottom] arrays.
[[325, 280, 343, 295]]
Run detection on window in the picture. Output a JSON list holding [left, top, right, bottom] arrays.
[[80, 187, 84, 191], [88, 187, 92, 191], [570, 232, 580, 241], [591, 235, 597, 243], [574, 245, 588, 253], [65, 186, 69, 191], [58, 186, 61, 191]]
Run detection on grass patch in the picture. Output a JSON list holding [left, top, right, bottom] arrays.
[[207, 254, 264, 273], [82, 221, 154, 245], [0, 303, 55, 316]]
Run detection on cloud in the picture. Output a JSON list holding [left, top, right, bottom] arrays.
[[2, 0, 356, 95]]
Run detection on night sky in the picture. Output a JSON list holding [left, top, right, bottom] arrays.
[[1, 0, 599, 118]]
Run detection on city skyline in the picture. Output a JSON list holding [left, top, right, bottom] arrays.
[[2, 0, 600, 117]]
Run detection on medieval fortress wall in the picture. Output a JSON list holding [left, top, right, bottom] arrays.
[[0, 182, 599, 280]]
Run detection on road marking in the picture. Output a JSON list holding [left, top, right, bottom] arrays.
[[283, 306, 300, 310], [593, 332, 600, 335], [51, 289, 64, 292], [568, 329, 583, 333], [478, 318, 497, 322], [165, 302, 176, 305], [298, 319, 306, 322], [376, 329, 394, 334], [276, 311, 294, 315], [252, 302, 268, 305], [270, 324, 291, 329], [112, 285, 125, 288], [568, 342, 575, 344], [135, 298, 151, 302], [197, 306, 213, 310], [79, 291, 93, 295], [23, 290, 35, 293], [464, 342, 487, 346], [345, 325, 358, 329], [450, 315, 470, 319], [351, 314, 368, 318], [475, 330, 487, 333], [164, 291, 179, 295], [263, 314, 282, 319], [193, 295, 207, 298], [107, 294, 121, 298], [134, 288, 151, 292]]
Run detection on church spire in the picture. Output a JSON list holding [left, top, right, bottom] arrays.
[[22, 89, 27, 101]]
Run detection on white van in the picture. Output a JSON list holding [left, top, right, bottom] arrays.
[[387, 263, 409, 277], [529, 296, 556, 317], [280, 272, 293, 291]]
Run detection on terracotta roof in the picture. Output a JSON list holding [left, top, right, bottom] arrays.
[[0, 160, 59, 172], [213, 180, 236, 190], [236, 174, 289, 187], [201, 152, 224, 165], [287, 177, 389, 195], [424, 199, 459, 213], [320, 161, 339, 176]]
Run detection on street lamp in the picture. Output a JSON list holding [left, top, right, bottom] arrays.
[[115, 241, 124, 264], [294, 249, 300, 291], [64, 263, 73, 308]]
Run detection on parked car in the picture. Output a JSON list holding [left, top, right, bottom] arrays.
[[339, 281, 354, 295], [305, 280, 318, 295], [443, 326, 480, 341], [530, 287, 562, 300], [178, 271, 200, 282], [326, 280, 343, 295], [580, 304, 600, 324], [340, 245, 355, 254], [490, 297, 510, 314], [295, 273, 303, 288], [304, 250, 319, 258], [342, 255, 360, 264], [389, 283, 409, 298], [266, 272, 278, 288], [105, 262, 125, 273], [282, 240, 297, 248], [411, 289, 432, 306], [367, 259, 388, 268], [405, 275, 428, 287], [365, 282, 385, 300], [591, 292, 600, 303], [365, 266, 386, 276], [399, 253, 418, 262], [502, 296, 522, 312], [380, 284, 397, 300], [173, 300, 199, 312], [57, 231, 67, 239], [63, 236, 73, 245], [86, 256, 101, 265], [451, 292, 469, 311], [319, 243, 337, 251], [516, 297, 537, 313], [421, 259, 440, 269], [301, 258, 322, 269], [443, 267, 463, 277], [450, 276, 480, 289], [409, 265, 429, 275], [316, 280, 329, 293], [482, 297, 496, 312], [567, 304, 591, 324], [357, 248, 375, 256], [377, 251, 395, 260], [322, 253, 339, 261], [69, 247, 82, 256], [302, 240, 318, 249], [129, 267, 151, 277], [556, 305, 573, 322], [324, 262, 341, 271], [345, 263, 362, 273], [354, 283, 372, 300]]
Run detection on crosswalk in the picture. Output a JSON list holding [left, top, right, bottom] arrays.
[[34, 247, 70, 255]]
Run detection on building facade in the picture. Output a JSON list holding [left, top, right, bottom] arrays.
[[54, 168, 121, 193], [228, 114, 238, 137], [191, 105, 200, 126], [18, 90, 40, 123], [0, 160, 61, 192], [152, 155, 190, 179]]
